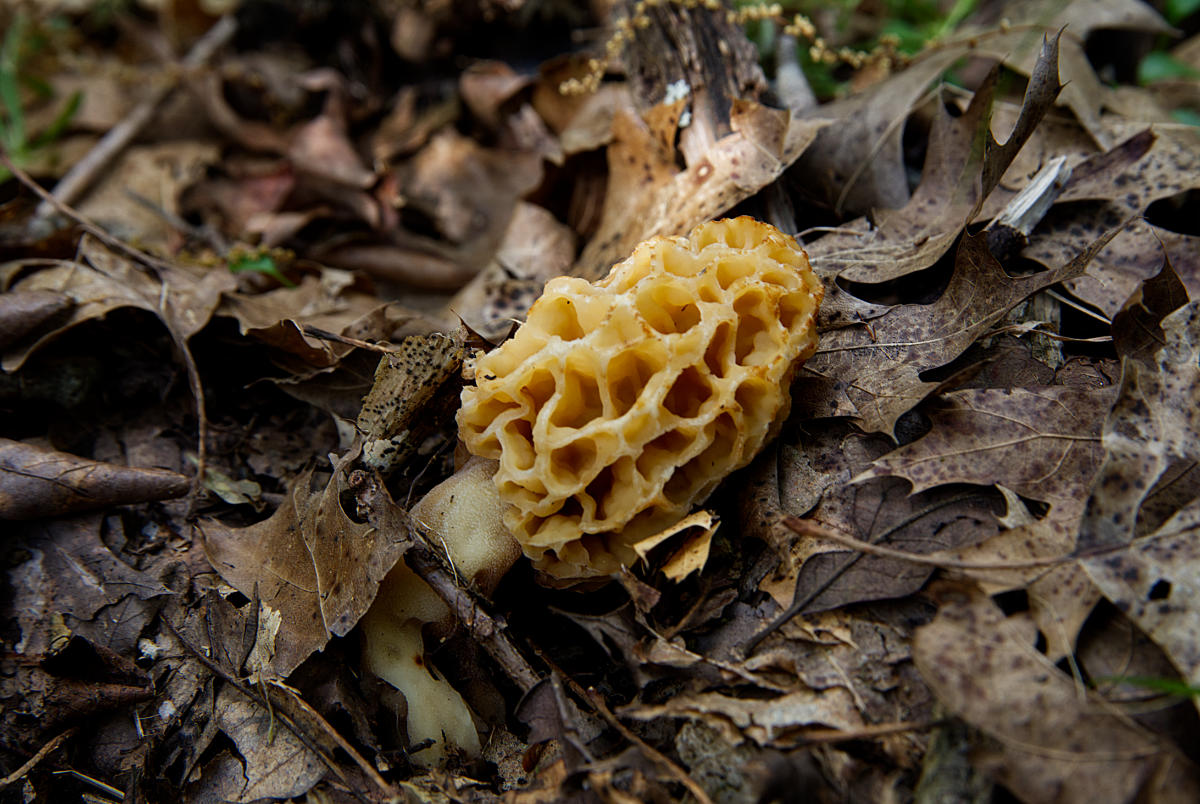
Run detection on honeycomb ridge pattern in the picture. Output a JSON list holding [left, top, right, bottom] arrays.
[[458, 217, 824, 579]]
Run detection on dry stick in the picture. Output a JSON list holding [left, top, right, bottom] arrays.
[[161, 617, 393, 804], [533, 648, 714, 804], [352, 467, 545, 695], [0, 153, 212, 502], [33, 15, 237, 222], [0, 728, 77, 791], [403, 539, 543, 694]]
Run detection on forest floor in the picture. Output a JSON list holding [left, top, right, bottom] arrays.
[[2, 1, 1200, 802]]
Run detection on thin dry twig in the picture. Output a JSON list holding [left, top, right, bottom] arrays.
[[33, 15, 237, 222], [351, 469, 544, 694], [162, 617, 393, 804], [0, 728, 77, 791]]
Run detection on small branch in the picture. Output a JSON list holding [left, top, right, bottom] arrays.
[[162, 617, 391, 804], [352, 469, 543, 695], [0, 728, 76, 791], [404, 525, 543, 694], [33, 15, 237, 223]]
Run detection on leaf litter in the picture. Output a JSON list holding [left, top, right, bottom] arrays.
[[2, 1, 1200, 802]]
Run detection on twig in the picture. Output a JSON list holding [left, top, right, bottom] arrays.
[[532, 647, 714, 804], [352, 469, 544, 695], [0, 152, 212, 502], [0, 728, 76, 791], [162, 617, 392, 804], [33, 15, 237, 222], [404, 535, 543, 694]]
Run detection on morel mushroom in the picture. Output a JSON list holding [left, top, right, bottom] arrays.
[[362, 216, 823, 762]]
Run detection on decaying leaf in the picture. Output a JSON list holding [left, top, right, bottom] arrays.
[[185, 687, 326, 803], [1077, 301, 1200, 554], [809, 32, 1064, 284], [798, 223, 1124, 434], [357, 330, 467, 475], [913, 582, 1200, 802], [574, 99, 827, 280], [0, 437, 190, 519], [202, 455, 410, 677]]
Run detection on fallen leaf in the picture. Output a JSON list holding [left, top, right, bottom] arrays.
[[0, 438, 190, 519], [809, 33, 1063, 284], [797, 224, 1123, 434], [0, 289, 72, 349], [1082, 498, 1200, 716], [1077, 300, 1200, 554], [2, 236, 235, 372], [792, 50, 963, 216], [913, 582, 1200, 803], [202, 455, 410, 677], [185, 686, 326, 803]]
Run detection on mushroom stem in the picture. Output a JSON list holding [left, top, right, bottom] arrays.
[[360, 457, 520, 766]]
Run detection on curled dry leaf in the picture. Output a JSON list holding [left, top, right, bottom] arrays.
[[1, 236, 234, 372], [0, 289, 73, 350], [0, 438, 190, 520]]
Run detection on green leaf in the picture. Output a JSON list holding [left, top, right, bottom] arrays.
[[1166, 0, 1200, 24], [1101, 676, 1200, 698], [228, 254, 296, 288], [1139, 51, 1200, 84]]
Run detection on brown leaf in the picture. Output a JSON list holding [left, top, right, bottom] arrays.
[[0, 289, 72, 350], [797, 225, 1123, 434], [956, 0, 1172, 147], [854, 385, 1115, 507], [744, 424, 999, 617], [202, 455, 410, 677], [913, 582, 1200, 803], [6, 515, 169, 656], [184, 686, 326, 803], [0, 438, 190, 519], [357, 330, 466, 475], [810, 32, 1063, 284], [792, 49, 964, 216], [1111, 257, 1190, 365], [573, 99, 827, 280], [1077, 301, 1200, 554], [1082, 498, 1200, 716], [2, 236, 235, 372]]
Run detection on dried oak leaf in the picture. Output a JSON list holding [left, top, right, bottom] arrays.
[[1076, 299, 1200, 555], [184, 686, 325, 803], [795, 225, 1123, 434], [913, 582, 1200, 803], [1082, 498, 1200, 717], [743, 424, 999, 616], [792, 49, 965, 216], [853, 385, 1118, 658], [807, 32, 1063, 284], [954, 0, 1172, 148], [1023, 125, 1200, 316], [202, 456, 409, 678]]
